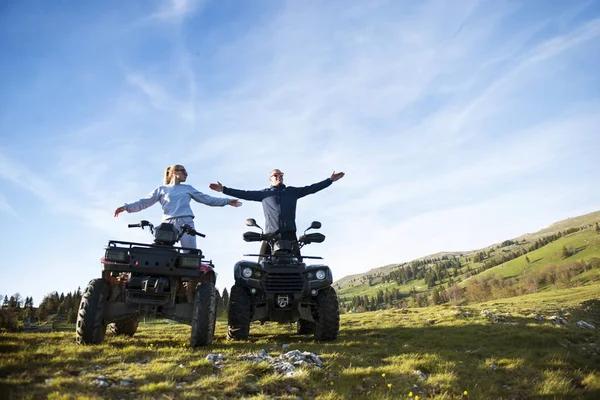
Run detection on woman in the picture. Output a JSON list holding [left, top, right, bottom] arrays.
[[114, 164, 242, 249]]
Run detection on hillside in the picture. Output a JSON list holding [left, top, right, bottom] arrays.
[[334, 210, 600, 309]]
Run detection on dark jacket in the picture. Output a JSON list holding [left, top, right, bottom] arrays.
[[223, 179, 332, 234]]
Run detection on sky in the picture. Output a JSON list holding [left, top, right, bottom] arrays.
[[1, 0, 599, 306]]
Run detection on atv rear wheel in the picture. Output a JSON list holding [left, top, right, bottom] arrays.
[[109, 315, 139, 336], [76, 279, 110, 345], [227, 284, 251, 340], [314, 287, 340, 341], [190, 282, 217, 347], [297, 319, 315, 335]]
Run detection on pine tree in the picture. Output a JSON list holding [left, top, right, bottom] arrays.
[[221, 288, 229, 313]]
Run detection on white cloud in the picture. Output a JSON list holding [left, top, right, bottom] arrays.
[[149, 0, 204, 22]]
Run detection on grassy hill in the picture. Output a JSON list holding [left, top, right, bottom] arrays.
[[334, 210, 600, 309]]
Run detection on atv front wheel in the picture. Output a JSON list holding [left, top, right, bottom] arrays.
[[76, 279, 110, 345], [227, 284, 251, 340], [190, 282, 217, 347], [314, 287, 340, 341], [297, 319, 315, 335], [109, 315, 139, 337]]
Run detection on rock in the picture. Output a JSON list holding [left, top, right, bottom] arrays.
[[282, 344, 291, 349], [481, 309, 500, 321], [206, 353, 226, 368], [94, 379, 109, 387], [120, 377, 134, 387], [577, 320, 596, 329], [550, 315, 567, 325], [239, 349, 324, 376], [413, 370, 428, 380]]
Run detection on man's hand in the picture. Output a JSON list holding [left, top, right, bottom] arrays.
[[114, 206, 125, 217], [209, 182, 223, 192], [229, 199, 242, 207], [331, 171, 345, 182]]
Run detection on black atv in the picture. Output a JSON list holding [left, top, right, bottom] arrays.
[[227, 219, 340, 341], [76, 220, 218, 347]]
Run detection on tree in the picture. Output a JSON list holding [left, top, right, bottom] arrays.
[[12, 293, 22, 309], [67, 308, 76, 323], [431, 288, 442, 305], [561, 246, 572, 259], [596, 222, 600, 234], [1, 295, 7, 308], [525, 256, 531, 264]]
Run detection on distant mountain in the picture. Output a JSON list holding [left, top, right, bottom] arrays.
[[333, 209, 600, 300]]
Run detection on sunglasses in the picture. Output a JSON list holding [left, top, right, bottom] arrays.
[[270, 173, 284, 178]]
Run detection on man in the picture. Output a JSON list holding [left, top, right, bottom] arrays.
[[209, 169, 344, 257]]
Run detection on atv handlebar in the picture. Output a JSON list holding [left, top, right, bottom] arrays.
[[128, 220, 152, 229], [127, 221, 206, 238], [181, 224, 206, 238], [242, 231, 324, 245]]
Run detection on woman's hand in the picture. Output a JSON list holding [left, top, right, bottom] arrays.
[[114, 206, 126, 217], [229, 199, 242, 207]]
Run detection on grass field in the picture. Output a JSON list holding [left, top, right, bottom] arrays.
[[1, 285, 599, 399]]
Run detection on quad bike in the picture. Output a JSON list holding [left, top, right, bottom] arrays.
[[227, 219, 340, 341], [76, 220, 218, 347]]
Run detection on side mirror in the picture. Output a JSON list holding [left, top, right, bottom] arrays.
[[245, 218, 257, 227], [304, 221, 321, 234], [309, 221, 321, 230], [245, 218, 264, 233]]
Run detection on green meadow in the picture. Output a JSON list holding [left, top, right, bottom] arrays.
[[1, 285, 599, 399], [2, 211, 599, 399]]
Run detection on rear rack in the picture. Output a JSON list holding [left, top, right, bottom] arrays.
[[107, 240, 202, 256]]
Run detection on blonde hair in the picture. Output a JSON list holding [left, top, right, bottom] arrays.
[[164, 164, 184, 185]]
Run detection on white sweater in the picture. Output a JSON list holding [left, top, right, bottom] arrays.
[[124, 184, 230, 220]]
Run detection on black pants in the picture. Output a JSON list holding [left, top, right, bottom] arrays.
[[259, 232, 300, 261]]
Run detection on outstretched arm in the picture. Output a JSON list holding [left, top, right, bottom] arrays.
[[295, 171, 345, 199], [191, 188, 242, 207], [209, 181, 265, 202], [114, 188, 161, 217]]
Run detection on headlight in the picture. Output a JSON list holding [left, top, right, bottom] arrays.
[[242, 267, 253, 278], [315, 270, 326, 280], [105, 249, 129, 263], [180, 256, 201, 268]]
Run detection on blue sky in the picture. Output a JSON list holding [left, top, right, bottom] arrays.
[[1, 0, 599, 306]]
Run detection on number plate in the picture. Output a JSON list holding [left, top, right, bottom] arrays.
[[277, 295, 290, 308]]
